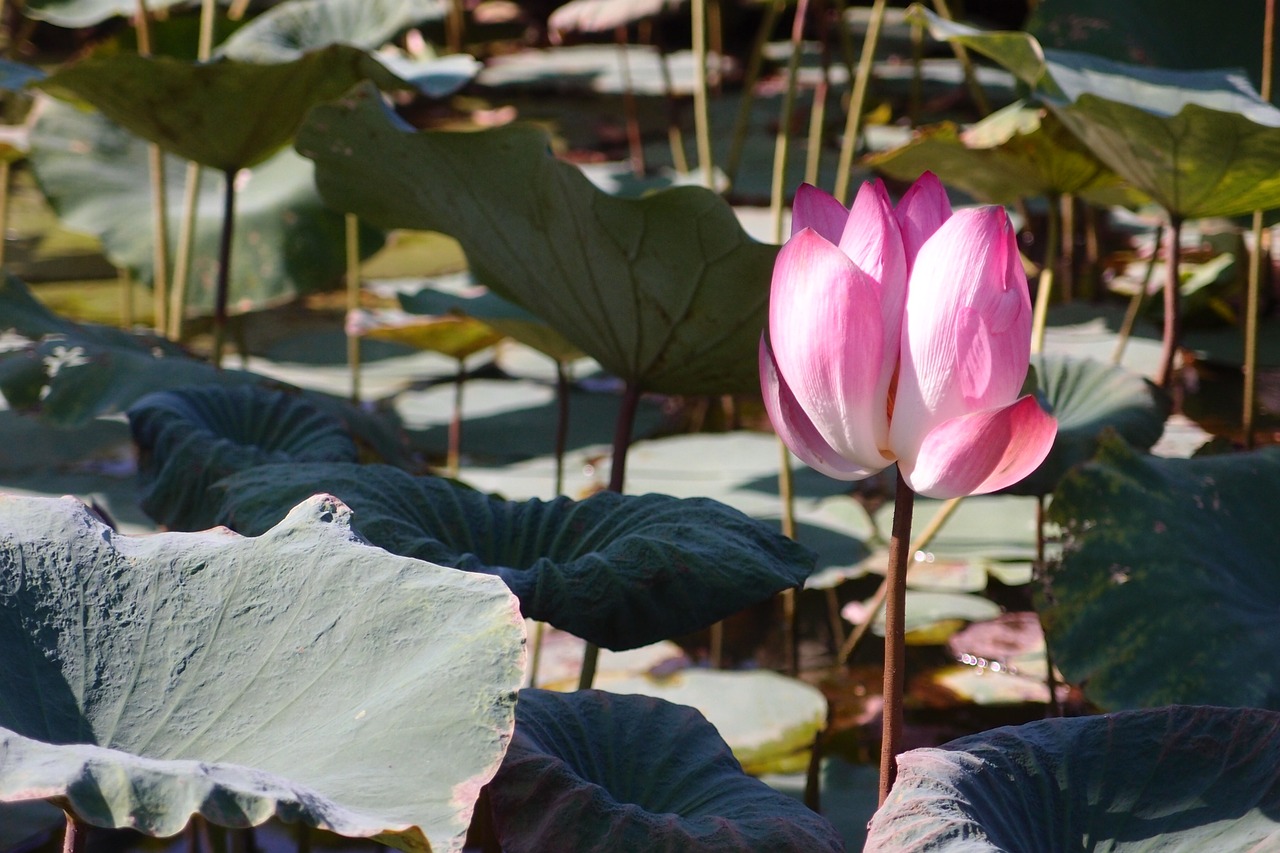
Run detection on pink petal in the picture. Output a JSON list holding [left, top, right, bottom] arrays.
[[889, 207, 1032, 457], [895, 171, 952, 266], [792, 183, 848, 242], [837, 179, 908, 439], [900, 395, 1057, 499], [768, 229, 895, 472], [759, 337, 887, 481]]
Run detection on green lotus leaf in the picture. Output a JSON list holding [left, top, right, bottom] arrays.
[[354, 309, 505, 360], [866, 705, 1280, 851], [915, 7, 1280, 218], [23, 0, 191, 27], [866, 100, 1145, 208], [0, 493, 525, 851], [571, 670, 827, 775], [215, 462, 817, 650], [30, 96, 385, 310], [297, 82, 778, 395], [399, 284, 585, 364], [1043, 436, 1280, 710], [486, 689, 844, 852], [38, 45, 403, 171], [1003, 354, 1170, 496], [218, 0, 448, 62], [0, 276, 407, 465], [128, 384, 359, 531]]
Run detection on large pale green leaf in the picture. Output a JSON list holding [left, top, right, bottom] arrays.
[[866, 705, 1280, 851], [216, 462, 817, 650], [30, 97, 384, 310], [0, 276, 407, 465], [916, 8, 1280, 218], [866, 100, 1145, 207], [38, 46, 401, 171], [1042, 437, 1280, 710], [297, 82, 778, 395], [487, 689, 844, 852], [128, 384, 359, 531], [0, 493, 525, 851], [1003, 354, 1169, 496]]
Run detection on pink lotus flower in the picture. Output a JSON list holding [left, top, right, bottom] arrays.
[[759, 173, 1057, 499]]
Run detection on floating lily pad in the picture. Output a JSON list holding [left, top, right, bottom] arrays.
[[30, 96, 384, 311], [866, 705, 1280, 851], [1043, 436, 1280, 710], [128, 384, 359, 531], [298, 82, 777, 395], [566, 669, 827, 775], [216, 462, 817, 650], [917, 8, 1280, 219], [1005, 354, 1170, 496], [486, 689, 844, 852], [0, 493, 525, 851]]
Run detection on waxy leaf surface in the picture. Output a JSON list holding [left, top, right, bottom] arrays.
[[866, 705, 1280, 851], [1043, 437, 1280, 710], [0, 494, 525, 851], [298, 83, 778, 395], [216, 462, 816, 650], [488, 689, 844, 852]]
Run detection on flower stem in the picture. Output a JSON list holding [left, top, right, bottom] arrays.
[[211, 168, 238, 369], [690, 0, 715, 187], [724, 0, 783, 188], [1154, 212, 1183, 389], [1030, 193, 1060, 355], [62, 812, 88, 853], [833, 0, 886, 204], [448, 358, 467, 477], [770, 0, 812, 238], [553, 361, 571, 496], [580, 381, 643, 689], [879, 470, 915, 804], [1245, 0, 1275, 447], [346, 213, 362, 404], [1113, 223, 1162, 366]]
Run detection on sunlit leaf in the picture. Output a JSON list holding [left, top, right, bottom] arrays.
[[487, 689, 844, 852], [30, 96, 385, 311], [866, 100, 1145, 207], [128, 384, 359, 531], [0, 493, 525, 851], [216, 462, 817, 650], [866, 705, 1280, 850], [915, 7, 1280, 218], [1043, 436, 1280, 710], [298, 82, 778, 395], [350, 308, 504, 360], [218, 0, 448, 62], [399, 284, 584, 364]]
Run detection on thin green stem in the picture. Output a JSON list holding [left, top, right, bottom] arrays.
[[580, 381, 643, 690], [770, 0, 811, 240], [1030, 194, 1060, 355], [724, 0, 783, 188], [1245, 0, 1274, 447], [136, 0, 171, 338], [833, 0, 886, 203], [212, 168, 237, 368], [448, 358, 466, 477], [553, 361, 571, 496], [0, 159, 9, 269], [346, 212, 362, 404], [879, 470, 915, 805], [778, 438, 799, 674], [1113, 224, 1162, 366], [930, 0, 989, 115], [616, 28, 646, 177], [691, 0, 714, 187], [1034, 494, 1062, 717], [803, 0, 832, 187], [1154, 213, 1183, 389]]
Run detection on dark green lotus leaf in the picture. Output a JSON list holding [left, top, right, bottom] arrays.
[[218, 0, 448, 62], [486, 689, 843, 853], [38, 45, 402, 171], [0, 276, 407, 465], [866, 100, 1145, 208], [23, 0, 190, 27], [1002, 354, 1169, 496], [129, 384, 359, 531], [1042, 437, 1280, 710], [866, 705, 1280, 851], [0, 493, 525, 851], [297, 82, 778, 395], [216, 462, 816, 650], [916, 8, 1280, 218], [30, 96, 385, 310], [399, 285, 584, 363]]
